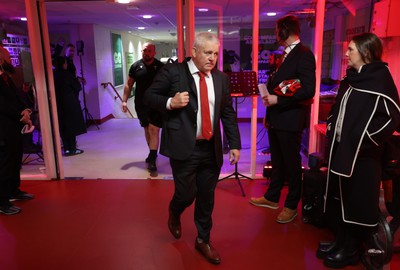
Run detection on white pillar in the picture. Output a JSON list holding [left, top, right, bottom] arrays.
[[308, 0, 326, 154], [250, 0, 260, 178], [185, 0, 195, 57], [176, 0, 184, 61], [24, 0, 63, 179]]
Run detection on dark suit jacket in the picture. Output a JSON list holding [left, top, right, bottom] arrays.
[[0, 74, 25, 143], [266, 42, 316, 132], [144, 60, 241, 168]]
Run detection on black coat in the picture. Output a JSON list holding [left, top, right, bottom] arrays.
[[53, 69, 86, 138], [144, 60, 241, 168], [324, 62, 400, 226]]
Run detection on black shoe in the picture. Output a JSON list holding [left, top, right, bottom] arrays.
[[73, 149, 84, 155], [10, 190, 35, 201], [195, 238, 221, 264], [64, 149, 84, 156], [323, 248, 360, 268], [317, 241, 340, 259], [0, 203, 21, 215], [148, 160, 157, 172], [168, 208, 181, 239]]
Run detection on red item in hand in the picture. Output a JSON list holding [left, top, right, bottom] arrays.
[[273, 79, 301, 97]]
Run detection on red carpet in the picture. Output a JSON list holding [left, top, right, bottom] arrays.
[[0, 179, 398, 270]]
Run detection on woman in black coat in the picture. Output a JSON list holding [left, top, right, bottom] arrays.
[[53, 56, 86, 156], [317, 33, 400, 268]]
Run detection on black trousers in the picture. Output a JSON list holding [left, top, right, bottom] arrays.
[[169, 140, 219, 243], [0, 135, 22, 204], [265, 128, 303, 210], [61, 135, 77, 152]]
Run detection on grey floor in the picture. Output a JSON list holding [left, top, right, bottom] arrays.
[[21, 119, 273, 180]]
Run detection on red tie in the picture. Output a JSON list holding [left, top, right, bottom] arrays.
[[198, 72, 213, 140]]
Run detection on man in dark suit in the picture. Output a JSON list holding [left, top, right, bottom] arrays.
[[249, 15, 316, 223], [0, 57, 35, 215], [144, 32, 241, 264]]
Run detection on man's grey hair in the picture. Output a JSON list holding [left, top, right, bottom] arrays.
[[193, 32, 220, 49]]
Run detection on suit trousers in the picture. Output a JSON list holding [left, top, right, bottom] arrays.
[[265, 128, 303, 210], [0, 135, 23, 204], [169, 140, 220, 243]]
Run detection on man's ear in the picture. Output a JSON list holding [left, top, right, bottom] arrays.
[[192, 47, 197, 58]]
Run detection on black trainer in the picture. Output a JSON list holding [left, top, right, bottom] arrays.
[[148, 160, 157, 172], [0, 203, 21, 215], [64, 149, 84, 156], [10, 190, 35, 201]]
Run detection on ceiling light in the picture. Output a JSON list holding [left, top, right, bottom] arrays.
[[198, 8, 208, 12], [116, 0, 131, 3], [20, 17, 27, 21], [138, 27, 145, 30], [266, 12, 277, 16], [126, 4, 139, 10], [143, 15, 152, 19]]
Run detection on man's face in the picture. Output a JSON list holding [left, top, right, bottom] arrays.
[[142, 44, 156, 63], [192, 40, 219, 73], [66, 46, 75, 58]]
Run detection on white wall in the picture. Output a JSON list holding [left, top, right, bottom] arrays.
[[49, 24, 153, 120], [48, 24, 100, 119]]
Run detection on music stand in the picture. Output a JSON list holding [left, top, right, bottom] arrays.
[[219, 71, 258, 197]]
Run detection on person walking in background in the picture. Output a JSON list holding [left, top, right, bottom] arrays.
[[53, 56, 87, 156], [249, 15, 316, 224], [121, 42, 164, 173], [144, 32, 241, 264], [0, 54, 34, 215], [316, 32, 400, 269]]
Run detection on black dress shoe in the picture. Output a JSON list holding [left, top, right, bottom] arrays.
[[195, 238, 221, 265], [317, 241, 340, 259], [323, 247, 360, 268], [168, 208, 181, 239]]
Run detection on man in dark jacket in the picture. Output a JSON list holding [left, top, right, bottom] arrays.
[[249, 15, 316, 224], [0, 57, 35, 215]]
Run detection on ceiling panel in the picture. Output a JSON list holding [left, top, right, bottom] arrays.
[[0, 0, 373, 42]]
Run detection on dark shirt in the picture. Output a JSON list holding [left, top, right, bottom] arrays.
[[128, 59, 164, 101], [66, 58, 77, 76]]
